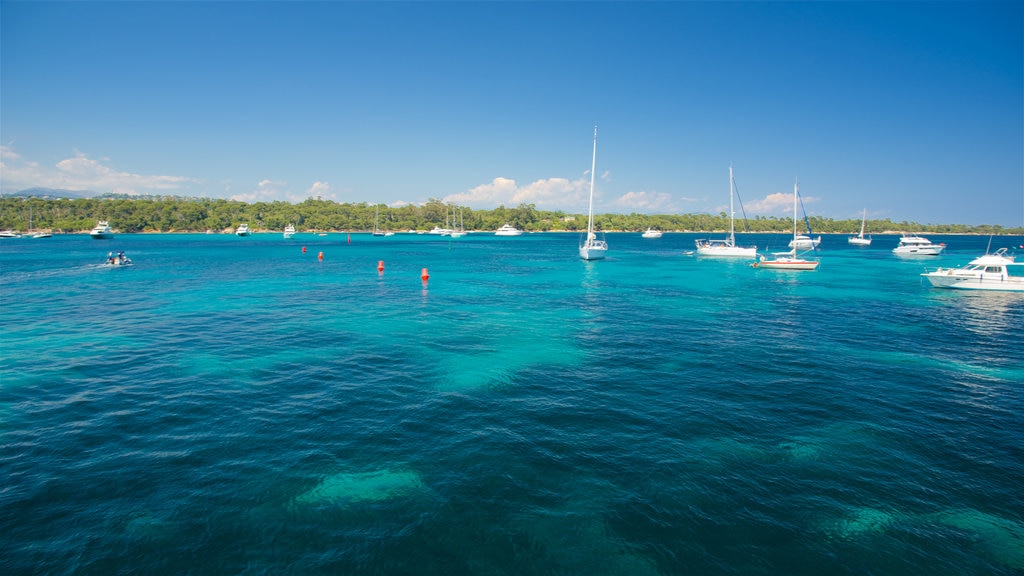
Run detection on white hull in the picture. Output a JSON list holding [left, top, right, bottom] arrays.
[[921, 249, 1023, 291], [90, 220, 113, 239], [753, 257, 819, 270], [696, 243, 757, 258], [894, 246, 943, 255], [579, 240, 608, 260], [495, 224, 522, 236], [641, 228, 662, 239], [848, 236, 872, 246], [283, 224, 296, 239], [788, 235, 821, 250], [893, 235, 943, 255], [922, 274, 1024, 291]]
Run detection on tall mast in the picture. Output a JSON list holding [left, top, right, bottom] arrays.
[[586, 125, 598, 237], [792, 181, 799, 241], [728, 165, 735, 244]]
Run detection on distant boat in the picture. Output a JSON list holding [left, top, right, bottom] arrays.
[[495, 223, 523, 236], [283, 223, 296, 239], [695, 166, 756, 257], [0, 229, 21, 239], [787, 192, 820, 249], [449, 205, 466, 238], [848, 209, 871, 246], [753, 182, 819, 271], [579, 126, 608, 260], [921, 247, 1024, 291], [642, 228, 663, 239], [90, 221, 114, 239], [893, 234, 944, 256], [236, 223, 250, 237], [373, 205, 386, 237], [28, 206, 51, 238]]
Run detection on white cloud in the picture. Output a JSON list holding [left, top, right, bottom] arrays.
[[745, 192, 818, 217], [0, 145, 197, 195], [444, 176, 591, 211], [611, 190, 680, 213]]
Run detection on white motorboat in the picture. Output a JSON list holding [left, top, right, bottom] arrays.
[[695, 166, 756, 257], [642, 228, 663, 239], [893, 234, 944, 256], [283, 223, 296, 239], [788, 234, 821, 250], [0, 230, 21, 238], [579, 126, 608, 260], [236, 223, 250, 237], [921, 248, 1024, 291], [753, 182, 819, 271], [90, 221, 114, 239], [848, 209, 872, 246], [428, 226, 452, 235], [495, 224, 523, 236]]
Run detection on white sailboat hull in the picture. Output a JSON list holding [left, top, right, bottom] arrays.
[[579, 240, 608, 260], [695, 241, 757, 258]]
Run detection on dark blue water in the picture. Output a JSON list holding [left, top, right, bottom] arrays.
[[2, 232, 1022, 575]]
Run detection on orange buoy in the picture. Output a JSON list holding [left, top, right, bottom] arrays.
[[302, 246, 307, 253], [317, 251, 324, 261], [420, 267, 429, 281], [377, 260, 385, 273]]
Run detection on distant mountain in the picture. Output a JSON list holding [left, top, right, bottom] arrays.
[[6, 188, 96, 199]]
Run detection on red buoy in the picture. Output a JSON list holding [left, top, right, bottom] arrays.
[[318, 251, 324, 261], [377, 260, 385, 273], [420, 267, 429, 281], [347, 234, 351, 244], [302, 246, 307, 253]]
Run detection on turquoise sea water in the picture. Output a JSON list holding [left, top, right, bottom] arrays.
[[2, 232, 1022, 575]]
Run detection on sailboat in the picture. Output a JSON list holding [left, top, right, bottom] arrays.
[[449, 205, 466, 238], [579, 126, 608, 260], [848, 209, 871, 246], [695, 165, 756, 257], [373, 205, 385, 236], [28, 206, 52, 238], [753, 182, 819, 271]]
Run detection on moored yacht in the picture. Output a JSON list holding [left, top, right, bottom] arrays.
[[642, 228, 663, 239], [893, 234, 944, 256], [921, 248, 1024, 291], [236, 223, 250, 237], [90, 221, 114, 239], [283, 223, 296, 239], [495, 224, 523, 236]]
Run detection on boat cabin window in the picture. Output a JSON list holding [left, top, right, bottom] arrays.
[[985, 267, 1003, 274]]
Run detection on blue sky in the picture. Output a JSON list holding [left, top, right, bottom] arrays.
[[2, 1, 1022, 226]]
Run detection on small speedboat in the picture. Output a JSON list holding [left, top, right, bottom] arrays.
[[104, 251, 133, 267], [90, 221, 114, 239], [921, 248, 1024, 291]]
